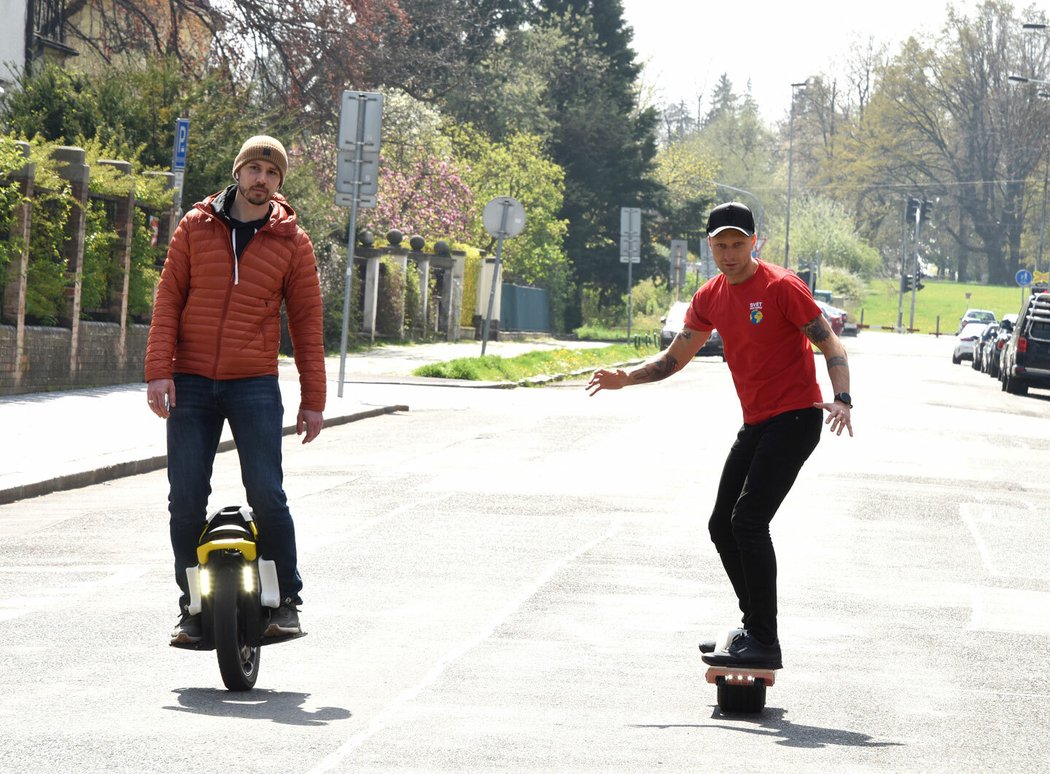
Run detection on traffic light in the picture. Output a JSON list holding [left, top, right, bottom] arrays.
[[798, 267, 813, 290], [920, 200, 933, 223], [916, 266, 925, 291], [901, 274, 913, 292], [906, 197, 920, 222]]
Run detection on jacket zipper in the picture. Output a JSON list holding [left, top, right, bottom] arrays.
[[198, 202, 273, 379]]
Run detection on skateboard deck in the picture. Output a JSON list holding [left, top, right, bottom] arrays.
[[703, 665, 777, 687]]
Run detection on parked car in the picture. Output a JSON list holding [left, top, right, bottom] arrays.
[[659, 301, 724, 358], [973, 323, 999, 372], [815, 299, 847, 335], [1000, 293, 1050, 395], [952, 321, 988, 364], [957, 308, 996, 333], [987, 314, 1017, 378]]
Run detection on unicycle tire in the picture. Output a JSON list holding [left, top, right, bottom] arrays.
[[716, 677, 766, 713], [211, 558, 260, 691]]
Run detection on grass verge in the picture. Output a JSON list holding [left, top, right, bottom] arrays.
[[412, 342, 659, 383]]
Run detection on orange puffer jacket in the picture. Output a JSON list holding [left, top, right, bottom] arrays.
[[145, 190, 326, 412]]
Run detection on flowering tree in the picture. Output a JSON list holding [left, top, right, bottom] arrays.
[[365, 156, 473, 242]]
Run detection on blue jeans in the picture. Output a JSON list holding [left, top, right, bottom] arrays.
[[167, 374, 302, 608], [707, 407, 822, 645]]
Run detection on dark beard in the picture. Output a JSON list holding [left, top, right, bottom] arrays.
[[238, 183, 271, 206]]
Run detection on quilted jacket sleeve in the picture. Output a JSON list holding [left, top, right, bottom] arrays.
[[284, 229, 326, 412], [144, 217, 192, 382]]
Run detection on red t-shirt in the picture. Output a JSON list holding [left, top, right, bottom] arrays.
[[684, 261, 824, 425]]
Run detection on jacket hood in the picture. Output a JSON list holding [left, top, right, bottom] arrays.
[[197, 185, 300, 237]]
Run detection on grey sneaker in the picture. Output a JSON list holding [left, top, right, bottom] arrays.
[[171, 609, 202, 644], [265, 598, 301, 637]]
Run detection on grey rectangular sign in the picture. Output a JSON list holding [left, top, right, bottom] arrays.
[[335, 152, 379, 196], [335, 192, 376, 209], [338, 91, 384, 151]]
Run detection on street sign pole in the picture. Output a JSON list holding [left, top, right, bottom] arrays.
[[336, 91, 383, 397], [908, 208, 921, 331], [670, 239, 687, 300], [481, 210, 507, 357], [337, 95, 366, 397], [620, 207, 641, 341], [170, 117, 190, 226], [480, 197, 526, 356], [1016, 268, 1034, 306]]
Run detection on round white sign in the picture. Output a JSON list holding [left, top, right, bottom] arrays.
[[482, 196, 526, 238]]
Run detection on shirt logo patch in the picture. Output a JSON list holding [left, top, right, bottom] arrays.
[[749, 301, 764, 325]]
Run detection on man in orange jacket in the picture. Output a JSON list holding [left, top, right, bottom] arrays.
[[145, 135, 326, 644]]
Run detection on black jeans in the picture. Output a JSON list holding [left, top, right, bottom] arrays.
[[707, 407, 822, 645]]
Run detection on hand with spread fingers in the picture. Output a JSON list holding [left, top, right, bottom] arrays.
[[586, 368, 629, 396], [815, 400, 853, 437]]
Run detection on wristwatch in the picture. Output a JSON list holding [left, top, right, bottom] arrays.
[[834, 392, 852, 408]]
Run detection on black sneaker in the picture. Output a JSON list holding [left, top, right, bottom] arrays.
[[170, 609, 202, 644], [701, 630, 782, 669], [265, 598, 301, 637]]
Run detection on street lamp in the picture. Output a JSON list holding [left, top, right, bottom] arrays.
[[784, 80, 808, 267], [1008, 73, 1050, 280], [713, 182, 764, 237]]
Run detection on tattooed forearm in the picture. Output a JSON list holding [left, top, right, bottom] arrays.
[[826, 355, 848, 369], [629, 353, 679, 384], [803, 315, 831, 344]]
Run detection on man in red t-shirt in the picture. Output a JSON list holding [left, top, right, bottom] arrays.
[[587, 201, 853, 669]]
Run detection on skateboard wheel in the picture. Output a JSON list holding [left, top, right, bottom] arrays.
[[716, 676, 767, 713]]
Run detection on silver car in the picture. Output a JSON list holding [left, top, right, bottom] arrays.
[[953, 321, 990, 364]]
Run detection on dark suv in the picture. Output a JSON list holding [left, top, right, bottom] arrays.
[[1000, 293, 1050, 395]]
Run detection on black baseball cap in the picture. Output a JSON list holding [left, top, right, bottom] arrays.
[[706, 202, 755, 237]]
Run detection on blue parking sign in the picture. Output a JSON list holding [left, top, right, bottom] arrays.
[[1016, 268, 1033, 287], [172, 118, 190, 171]]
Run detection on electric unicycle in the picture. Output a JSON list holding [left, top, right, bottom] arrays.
[[170, 505, 305, 691]]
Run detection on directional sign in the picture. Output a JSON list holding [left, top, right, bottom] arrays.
[[338, 91, 383, 151], [335, 152, 379, 196], [620, 206, 641, 263], [172, 118, 190, 172], [1016, 268, 1034, 287], [335, 193, 376, 209]]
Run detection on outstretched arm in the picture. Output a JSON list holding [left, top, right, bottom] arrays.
[[803, 314, 853, 436], [587, 327, 709, 396]]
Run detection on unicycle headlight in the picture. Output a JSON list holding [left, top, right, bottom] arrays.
[[199, 567, 212, 597], [242, 564, 255, 593]]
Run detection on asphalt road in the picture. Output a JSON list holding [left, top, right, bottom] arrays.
[[1, 332, 1048, 772]]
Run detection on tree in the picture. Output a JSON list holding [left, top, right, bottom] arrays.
[[535, 1, 661, 322], [837, 1, 1050, 283], [449, 125, 574, 329], [781, 194, 882, 278]]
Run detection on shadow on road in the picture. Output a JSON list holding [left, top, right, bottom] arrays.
[[166, 687, 352, 727], [631, 706, 904, 749]]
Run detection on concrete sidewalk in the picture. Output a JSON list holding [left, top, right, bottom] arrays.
[[0, 338, 610, 506]]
